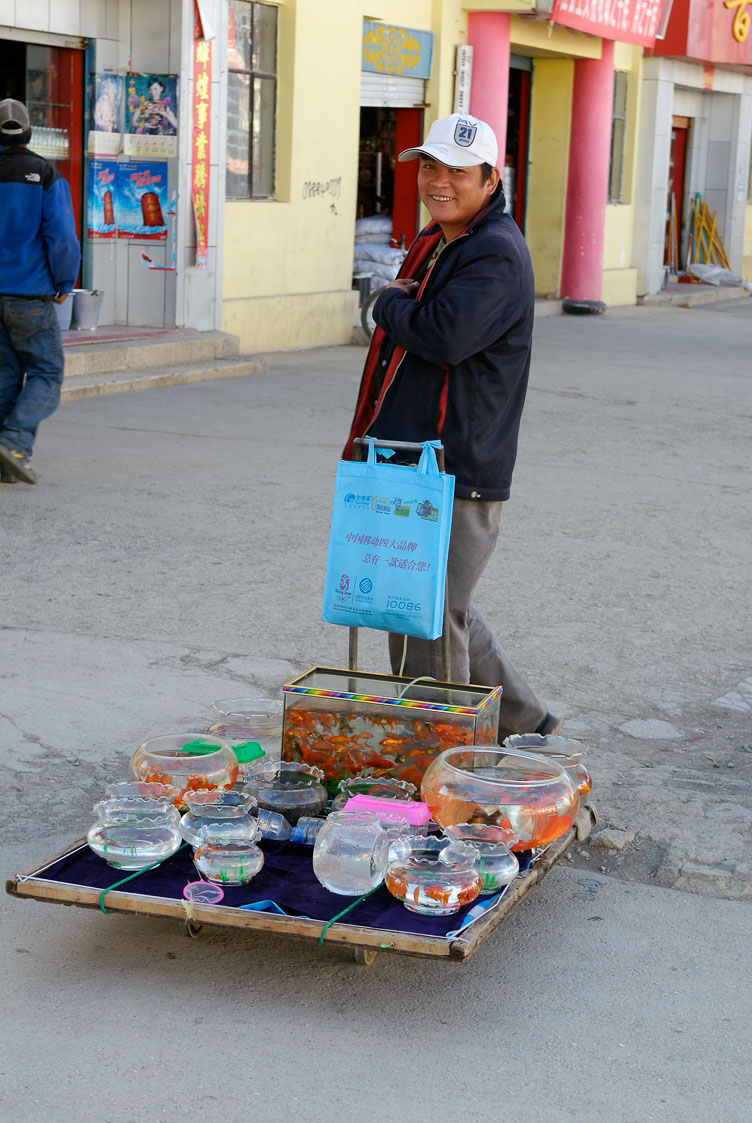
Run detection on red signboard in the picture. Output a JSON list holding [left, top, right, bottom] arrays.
[[191, 34, 211, 265], [551, 0, 665, 46], [651, 0, 752, 66]]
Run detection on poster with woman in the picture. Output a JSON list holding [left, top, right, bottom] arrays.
[[116, 162, 169, 240], [124, 73, 179, 157], [88, 73, 123, 155]]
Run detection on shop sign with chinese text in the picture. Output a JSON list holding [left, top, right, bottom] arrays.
[[551, 0, 665, 46], [651, 0, 752, 65], [362, 19, 433, 78]]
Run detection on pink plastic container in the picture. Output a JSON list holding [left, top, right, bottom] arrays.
[[343, 794, 432, 826]]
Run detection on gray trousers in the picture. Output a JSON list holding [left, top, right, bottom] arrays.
[[388, 498, 547, 741]]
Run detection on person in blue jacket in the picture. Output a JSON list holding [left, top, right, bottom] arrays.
[[0, 98, 80, 484], [345, 113, 560, 740]]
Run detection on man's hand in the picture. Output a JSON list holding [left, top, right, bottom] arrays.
[[385, 278, 419, 296], [52, 293, 68, 304]]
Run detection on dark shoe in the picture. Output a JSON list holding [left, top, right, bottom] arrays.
[[0, 440, 37, 484], [535, 712, 562, 736], [0, 465, 18, 484]]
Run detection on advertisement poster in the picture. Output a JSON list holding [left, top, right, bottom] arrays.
[[87, 159, 118, 239], [191, 35, 212, 266], [124, 73, 179, 157], [116, 162, 168, 240], [88, 73, 123, 155]]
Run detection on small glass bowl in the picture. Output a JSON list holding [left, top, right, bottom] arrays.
[[444, 823, 519, 895], [87, 822, 182, 871], [193, 824, 264, 885], [243, 759, 327, 825], [180, 788, 258, 848], [504, 734, 593, 797], [105, 781, 181, 804], [312, 811, 390, 896], [330, 772, 417, 811], [130, 734, 239, 803], [206, 698, 283, 761], [93, 797, 182, 829], [385, 836, 482, 916]]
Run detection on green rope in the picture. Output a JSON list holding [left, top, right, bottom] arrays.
[[99, 843, 188, 914], [317, 885, 380, 947]]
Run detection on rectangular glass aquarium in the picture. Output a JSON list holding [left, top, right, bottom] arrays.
[[282, 666, 501, 788]]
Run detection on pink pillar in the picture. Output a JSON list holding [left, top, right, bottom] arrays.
[[467, 11, 510, 166], [560, 39, 615, 311]]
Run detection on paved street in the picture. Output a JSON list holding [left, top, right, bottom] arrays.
[[1, 300, 750, 1122]]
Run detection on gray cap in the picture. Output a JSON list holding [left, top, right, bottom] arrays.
[[0, 98, 31, 137]]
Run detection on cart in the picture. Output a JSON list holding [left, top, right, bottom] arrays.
[[6, 805, 595, 965], [8, 438, 593, 964]]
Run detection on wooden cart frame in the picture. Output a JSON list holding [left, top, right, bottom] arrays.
[[6, 806, 596, 965]]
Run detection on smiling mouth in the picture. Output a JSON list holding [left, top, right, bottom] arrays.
[[430, 195, 455, 202]]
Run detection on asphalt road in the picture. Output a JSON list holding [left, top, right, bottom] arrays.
[[1, 300, 750, 1122]]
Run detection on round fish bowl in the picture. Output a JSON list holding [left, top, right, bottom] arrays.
[[421, 746, 579, 852]]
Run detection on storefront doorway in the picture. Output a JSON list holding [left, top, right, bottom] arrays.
[[666, 115, 690, 270], [357, 105, 422, 247], [506, 57, 532, 232], [0, 38, 85, 241]]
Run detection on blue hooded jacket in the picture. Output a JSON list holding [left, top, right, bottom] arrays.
[[0, 145, 80, 297]]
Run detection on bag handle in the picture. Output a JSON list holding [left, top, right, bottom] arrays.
[[355, 437, 445, 474]]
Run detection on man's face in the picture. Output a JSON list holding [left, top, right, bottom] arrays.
[[417, 157, 499, 241]]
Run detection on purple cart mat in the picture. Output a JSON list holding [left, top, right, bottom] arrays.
[[38, 840, 533, 940]]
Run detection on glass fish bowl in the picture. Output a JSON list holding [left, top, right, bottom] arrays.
[[105, 781, 181, 804], [312, 811, 390, 896], [421, 746, 579, 853], [130, 734, 239, 803], [385, 836, 482, 916], [180, 788, 258, 848], [87, 799, 182, 870], [243, 759, 327, 825], [193, 824, 264, 885], [444, 823, 519, 895], [206, 698, 283, 761], [330, 771, 417, 811], [504, 734, 593, 797]]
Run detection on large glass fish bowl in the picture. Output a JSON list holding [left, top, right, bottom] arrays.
[[421, 746, 579, 853]]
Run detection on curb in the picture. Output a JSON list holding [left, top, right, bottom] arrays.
[[61, 357, 269, 402]]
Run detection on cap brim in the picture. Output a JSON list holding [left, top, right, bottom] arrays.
[[397, 142, 484, 168]]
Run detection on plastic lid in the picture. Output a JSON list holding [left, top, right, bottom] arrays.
[[183, 881, 225, 904], [343, 793, 432, 825], [232, 741, 265, 764], [182, 739, 225, 756]]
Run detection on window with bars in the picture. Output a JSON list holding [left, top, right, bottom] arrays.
[[608, 71, 628, 204], [226, 0, 277, 199]]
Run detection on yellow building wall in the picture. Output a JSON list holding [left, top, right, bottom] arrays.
[[524, 59, 573, 297], [223, 0, 450, 351], [602, 45, 642, 306], [743, 204, 752, 281]]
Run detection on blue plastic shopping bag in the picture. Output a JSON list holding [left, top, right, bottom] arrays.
[[321, 439, 455, 640]]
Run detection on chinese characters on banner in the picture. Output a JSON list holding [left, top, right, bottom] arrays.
[[192, 20, 212, 267], [550, 0, 664, 47]]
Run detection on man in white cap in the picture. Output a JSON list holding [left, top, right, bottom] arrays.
[[345, 113, 559, 739], [0, 98, 80, 484]]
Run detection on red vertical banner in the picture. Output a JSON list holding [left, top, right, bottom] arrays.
[[192, 16, 212, 266]]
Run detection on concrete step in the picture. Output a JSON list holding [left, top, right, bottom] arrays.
[[61, 353, 269, 402], [638, 284, 752, 308], [63, 329, 240, 378]]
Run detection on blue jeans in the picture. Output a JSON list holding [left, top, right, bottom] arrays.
[[0, 297, 64, 457]]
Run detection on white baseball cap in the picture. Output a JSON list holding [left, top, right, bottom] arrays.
[[398, 113, 498, 168]]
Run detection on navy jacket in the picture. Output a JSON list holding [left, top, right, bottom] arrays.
[[345, 184, 534, 502], [0, 146, 80, 297]]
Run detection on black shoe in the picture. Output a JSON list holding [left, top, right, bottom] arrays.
[[0, 465, 18, 484], [0, 440, 37, 484], [535, 712, 562, 736]]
